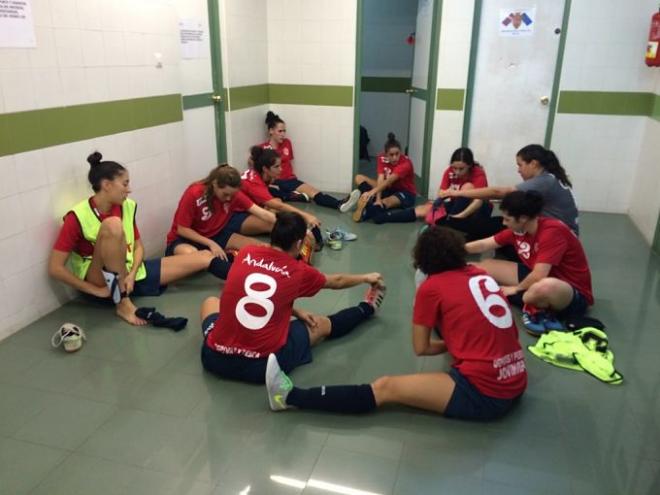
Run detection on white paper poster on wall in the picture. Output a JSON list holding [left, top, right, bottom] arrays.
[[0, 0, 36, 47], [499, 8, 535, 37], [179, 18, 208, 60]]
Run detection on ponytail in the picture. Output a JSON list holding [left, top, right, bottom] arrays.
[[517, 144, 572, 188], [265, 111, 284, 130], [200, 164, 241, 212]]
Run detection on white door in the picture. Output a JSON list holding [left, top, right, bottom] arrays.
[[468, 1, 565, 185], [407, 0, 434, 183]]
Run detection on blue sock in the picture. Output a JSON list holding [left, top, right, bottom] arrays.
[[287, 384, 377, 413], [313, 192, 341, 209], [373, 207, 416, 224], [327, 303, 373, 340], [208, 255, 234, 279]]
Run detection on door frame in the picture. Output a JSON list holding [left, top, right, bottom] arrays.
[[462, 0, 572, 149], [353, 0, 443, 199], [207, 0, 228, 163]]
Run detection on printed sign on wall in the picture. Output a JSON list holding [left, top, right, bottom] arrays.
[[179, 18, 209, 60], [0, 0, 36, 47], [499, 8, 535, 37]]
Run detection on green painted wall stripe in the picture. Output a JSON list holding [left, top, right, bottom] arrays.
[[269, 84, 352, 107], [228, 84, 269, 111], [361, 77, 412, 93], [436, 88, 465, 111], [0, 94, 182, 158], [182, 92, 214, 110], [652, 94, 660, 121], [557, 91, 656, 116], [545, 0, 571, 147], [353, 0, 364, 174], [462, 0, 482, 146]]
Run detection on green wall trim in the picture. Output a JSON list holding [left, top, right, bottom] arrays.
[[361, 77, 412, 93], [0, 94, 182, 158], [557, 91, 656, 116], [208, 0, 227, 162], [652, 94, 660, 121], [436, 88, 465, 111], [545, 0, 571, 147], [462, 0, 482, 146], [182, 92, 215, 110], [353, 0, 364, 175], [269, 84, 353, 107], [228, 84, 269, 111]]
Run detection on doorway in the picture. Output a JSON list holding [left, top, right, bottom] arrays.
[[354, 0, 440, 198], [466, 1, 567, 185]]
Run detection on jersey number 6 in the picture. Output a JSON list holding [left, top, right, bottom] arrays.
[[468, 275, 513, 329]]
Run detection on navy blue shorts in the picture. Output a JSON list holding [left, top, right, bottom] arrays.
[[381, 189, 416, 209], [444, 367, 521, 421], [165, 212, 249, 256], [200, 313, 313, 384], [508, 263, 589, 317], [272, 178, 304, 194], [80, 257, 166, 304]]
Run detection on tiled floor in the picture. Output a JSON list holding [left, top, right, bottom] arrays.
[[1, 205, 659, 495]]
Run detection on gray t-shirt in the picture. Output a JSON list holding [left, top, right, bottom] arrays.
[[516, 172, 579, 234]]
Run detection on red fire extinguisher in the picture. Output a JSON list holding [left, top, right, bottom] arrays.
[[646, 7, 660, 67]]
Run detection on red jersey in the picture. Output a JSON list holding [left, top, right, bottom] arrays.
[[53, 197, 140, 256], [240, 169, 274, 206], [206, 245, 327, 357], [261, 138, 295, 180], [413, 265, 527, 399], [494, 217, 593, 305], [440, 164, 488, 190], [376, 153, 417, 195], [166, 182, 253, 244]]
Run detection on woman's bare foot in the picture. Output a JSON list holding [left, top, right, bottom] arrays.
[[116, 298, 148, 326]]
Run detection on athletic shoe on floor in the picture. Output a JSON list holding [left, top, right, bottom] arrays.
[[266, 354, 293, 411], [326, 231, 343, 250], [333, 227, 357, 241], [522, 311, 546, 336], [541, 313, 564, 331], [339, 189, 360, 213], [51, 323, 87, 353], [364, 283, 387, 312], [352, 195, 369, 222]]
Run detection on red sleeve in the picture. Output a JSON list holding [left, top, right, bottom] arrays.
[[296, 264, 327, 298], [440, 168, 451, 190], [493, 229, 514, 247], [412, 281, 439, 328], [53, 212, 82, 252], [172, 187, 197, 229], [471, 166, 488, 188], [376, 155, 385, 175], [134, 222, 141, 241], [233, 190, 255, 211], [535, 226, 568, 266], [241, 179, 273, 206]]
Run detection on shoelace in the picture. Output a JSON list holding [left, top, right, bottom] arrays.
[[51, 325, 86, 348]]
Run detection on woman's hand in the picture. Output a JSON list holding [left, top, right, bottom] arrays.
[[501, 285, 520, 297], [122, 272, 136, 295], [363, 272, 384, 286], [304, 213, 321, 229], [90, 284, 111, 299], [296, 309, 320, 329], [208, 240, 228, 260], [438, 189, 455, 199]]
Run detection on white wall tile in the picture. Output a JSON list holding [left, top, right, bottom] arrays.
[[50, 0, 79, 29], [54, 28, 84, 68], [0, 69, 37, 112], [29, 27, 58, 69]]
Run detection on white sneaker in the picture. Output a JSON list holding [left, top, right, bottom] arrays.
[[266, 354, 293, 411], [339, 189, 360, 213], [51, 323, 86, 353]]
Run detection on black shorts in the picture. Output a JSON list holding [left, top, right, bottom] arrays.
[[80, 257, 166, 304], [508, 263, 589, 317], [444, 368, 521, 421], [165, 212, 249, 256], [200, 313, 313, 384], [272, 177, 305, 194]]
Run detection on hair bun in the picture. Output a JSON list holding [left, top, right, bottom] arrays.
[[87, 151, 103, 167], [387, 132, 396, 140], [265, 111, 278, 125]]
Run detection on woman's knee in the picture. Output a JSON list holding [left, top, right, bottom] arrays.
[[371, 375, 394, 403], [174, 244, 200, 255], [200, 296, 219, 319], [98, 217, 124, 239]]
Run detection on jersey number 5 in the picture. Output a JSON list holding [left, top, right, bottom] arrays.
[[235, 273, 277, 330], [468, 275, 513, 329]]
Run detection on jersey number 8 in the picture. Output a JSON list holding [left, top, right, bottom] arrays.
[[235, 273, 277, 330]]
